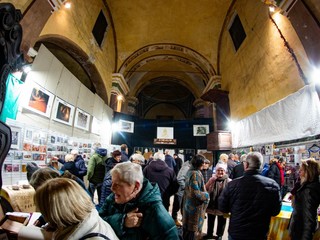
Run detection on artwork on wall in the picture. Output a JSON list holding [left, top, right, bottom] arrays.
[[157, 127, 174, 139], [52, 97, 75, 126], [24, 83, 55, 118], [91, 117, 102, 135], [74, 108, 91, 131], [10, 126, 21, 149], [193, 125, 209, 136], [119, 119, 134, 133]]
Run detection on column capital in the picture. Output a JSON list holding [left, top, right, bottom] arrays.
[[112, 73, 130, 97], [203, 75, 222, 94]]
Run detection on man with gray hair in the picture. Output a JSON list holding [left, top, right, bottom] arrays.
[[218, 152, 281, 240], [230, 154, 247, 179]]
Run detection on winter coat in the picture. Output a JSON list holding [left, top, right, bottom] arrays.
[[268, 162, 281, 186], [143, 159, 179, 207], [218, 170, 281, 240], [174, 156, 183, 175], [99, 170, 113, 207], [56, 209, 119, 240], [74, 155, 87, 181], [99, 178, 179, 240], [60, 161, 79, 178], [165, 154, 176, 169], [205, 174, 231, 215], [289, 179, 320, 240], [121, 151, 129, 162], [230, 163, 244, 179], [176, 160, 191, 197], [87, 148, 107, 184], [182, 167, 209, 232], [201, 168, 213, 184]]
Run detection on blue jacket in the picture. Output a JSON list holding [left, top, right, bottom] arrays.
[[99, 178, 179, 240]]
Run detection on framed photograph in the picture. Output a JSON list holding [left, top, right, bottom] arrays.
[[193, 125, 209, 136], [10, 126, 21, 149], [74, 108, 91, 131], [24, 84, 54, 118], [52, 97, 75, 126], [91, 117, 102, 135], [157, 127, 174, 139], [119, 119, 134, 133]]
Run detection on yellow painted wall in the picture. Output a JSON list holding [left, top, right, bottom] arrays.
[[39, 0, 116, 102], [219, 0, 308, 120]]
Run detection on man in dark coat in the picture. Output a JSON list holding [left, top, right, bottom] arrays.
[[218, 152, 281, 240], [164, 150, 176, 170], [143, 152, 179, 210], [230, 154, 247, 179]]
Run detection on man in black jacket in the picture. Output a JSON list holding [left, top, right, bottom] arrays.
[[218, 152, 282, 240]]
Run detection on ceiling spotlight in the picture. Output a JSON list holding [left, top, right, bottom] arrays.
[[64, 1, 71, 9], [269, 6, 275, 12]]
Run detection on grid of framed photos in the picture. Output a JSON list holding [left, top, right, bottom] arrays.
[[3, 121, 97, 185]]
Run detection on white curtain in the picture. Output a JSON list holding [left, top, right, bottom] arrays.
[[232, 84, 320, 148]]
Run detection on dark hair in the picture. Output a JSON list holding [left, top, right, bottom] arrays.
[[120, 144, 127, 151], [112, 150, 121, 158], [278, 157, 285, 163], [190, 154, 205, 169]]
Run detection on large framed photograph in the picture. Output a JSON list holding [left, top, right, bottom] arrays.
[[157, 127, 174, 139], [74, 108, 91, 131], [24, 83, 55, 118], [119, 119, 134, 133], [10, 126, 21, 149], [52, 97, 75, 126], [193, 125, 209, 136]]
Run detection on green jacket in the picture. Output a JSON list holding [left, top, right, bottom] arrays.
[[99, 178, 179, 240], [87, 151, 107, 184]]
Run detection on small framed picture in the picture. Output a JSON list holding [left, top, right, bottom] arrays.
[[119, 119, 134, 133], [10, 126, 21, 149], [52, 97, 75, 126], [193, 125, 209, 136], [24, 83, 55, 118], [74, 108, 91, 131]]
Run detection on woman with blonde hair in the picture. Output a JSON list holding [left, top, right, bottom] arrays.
[[20, 178, 118, 240], [289, 158, 320, 240]]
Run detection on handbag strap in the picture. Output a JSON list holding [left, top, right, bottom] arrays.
[[79, 233, 111, 240]]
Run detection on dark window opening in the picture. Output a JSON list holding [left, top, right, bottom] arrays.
[[92, 10, 108, 47], [229, 14, 246, 51]]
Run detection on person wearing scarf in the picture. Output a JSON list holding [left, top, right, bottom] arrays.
[[203, 163, 231, 240]]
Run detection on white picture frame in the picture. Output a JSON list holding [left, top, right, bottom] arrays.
[[119, 119, 134, 133], [10, 126, 21, 149], [23, 83, 55, 118], [52, 97, 75, 126], [157, 127, 174, 139], [193, 125, 209, 136], [91, 117, 102, 135], [74, 108, 91, 131]]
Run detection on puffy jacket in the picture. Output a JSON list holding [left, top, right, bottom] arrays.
[[74, 155, 87, 180], [87, 148, 107, 184], [289, 179, 320, 240], [268, 162, 281, 186], [218, 170, 281, 240], [99, 178, 179, 240]]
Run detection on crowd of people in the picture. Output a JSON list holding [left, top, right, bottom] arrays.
[[20, 145, 320, 240]]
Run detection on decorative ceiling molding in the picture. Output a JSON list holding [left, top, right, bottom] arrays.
[[118, 43, 216, 79]]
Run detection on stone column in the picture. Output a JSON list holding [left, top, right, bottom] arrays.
[[111, 73, 130, 112], [127, 96, 139, 115]]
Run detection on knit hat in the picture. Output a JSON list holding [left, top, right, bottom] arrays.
[[215, 163, 227, 172]]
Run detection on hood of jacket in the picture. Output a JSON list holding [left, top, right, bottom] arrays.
[[147, 159, 169, 172], [96, 148, 107, 157]]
